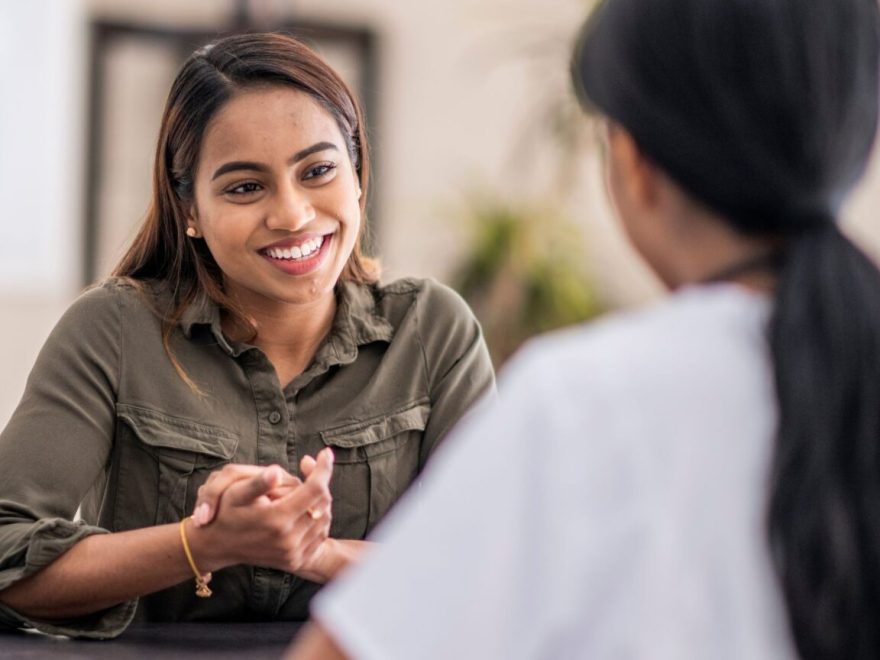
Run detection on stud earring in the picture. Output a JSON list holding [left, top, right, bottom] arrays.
[[186, 226, 198, 238]]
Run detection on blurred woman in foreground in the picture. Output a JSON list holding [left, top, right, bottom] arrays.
[[290, 0, 880, 658]]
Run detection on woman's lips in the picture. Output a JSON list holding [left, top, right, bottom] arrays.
[[260, 233, 333, 276]]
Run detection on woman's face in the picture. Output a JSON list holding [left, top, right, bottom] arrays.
[[190, 84, 361, 309]]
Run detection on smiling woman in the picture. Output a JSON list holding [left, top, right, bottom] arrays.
[[193, 87, 361, 322], [0, 33, 494, 639]]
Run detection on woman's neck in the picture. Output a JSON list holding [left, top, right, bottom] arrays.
[[223, 289, 337, 387], [655, 208, 779, 294]]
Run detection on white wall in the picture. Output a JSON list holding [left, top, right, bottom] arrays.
[[0, 0, 85, 425], [0, 0, 83, 296]]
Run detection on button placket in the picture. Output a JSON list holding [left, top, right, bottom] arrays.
[[240, 349, 293, 609], [240, 348, 289, 469], [286, 392, 299, 480]]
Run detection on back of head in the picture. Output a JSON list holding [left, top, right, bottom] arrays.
[[574, 0, 879, 234], [574, 1, 880, 658]]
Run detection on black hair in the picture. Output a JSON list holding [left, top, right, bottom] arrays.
[[573, 0, 880, 657]]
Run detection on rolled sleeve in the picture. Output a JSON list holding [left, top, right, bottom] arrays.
[[0, 518, 137, 638]]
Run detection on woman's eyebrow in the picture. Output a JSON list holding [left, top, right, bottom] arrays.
[[290, 141, 339, 164], [210, 141, 340, 181]]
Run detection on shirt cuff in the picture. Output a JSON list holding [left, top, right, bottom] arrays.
[[0, 518, 138, 639]]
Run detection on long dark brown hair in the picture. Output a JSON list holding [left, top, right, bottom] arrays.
[[574, 0, 880, 657], [113, 33, 378, 384]]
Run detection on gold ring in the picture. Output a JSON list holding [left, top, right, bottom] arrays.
[[307, 509, 322, 520]]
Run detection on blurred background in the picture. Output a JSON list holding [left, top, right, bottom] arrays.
[[1, 0, 879, 427]]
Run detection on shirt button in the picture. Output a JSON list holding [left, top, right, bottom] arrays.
[[268, 410, 282, 425]]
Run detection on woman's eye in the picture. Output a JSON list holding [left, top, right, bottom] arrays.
[[225, 181, 262, 196], [303, 163, 337, 180]]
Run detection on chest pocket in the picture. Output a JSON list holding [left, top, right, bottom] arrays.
[[320, 399, 430, 539], [116, 403, 239, 527]]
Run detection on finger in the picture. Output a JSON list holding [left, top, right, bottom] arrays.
[[266, 478, 302, 501], [300, 447, 332, 479], [277, 478, 330, 519], [300, 454, 317, 478], [305, 491, 332, 521], [193, 465, 265, 526], [309, 448, 335, 488], [195, 464, 304, 524], [318, 447, 334, 469], [274, 450, 334, 516], [287, 458, 332, 514], [225, 465, 284, 507]]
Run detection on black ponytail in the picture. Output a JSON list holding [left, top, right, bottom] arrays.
[[769, 223, 880, 657], [573, 1, 880, 657]]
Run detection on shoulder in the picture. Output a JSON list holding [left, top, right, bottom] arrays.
[[484, 285, 777, 514], [376, 277, 476, 328], [74, 276, 152, 306], [377, 277, 473, 312], [51, 278, 167, 348], [54, 278, 132, 328], [369, 277, 489, 383], [502, 285, 773, 418]]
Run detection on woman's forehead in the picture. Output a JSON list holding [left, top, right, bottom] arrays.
[[199, 85, 345, 167]]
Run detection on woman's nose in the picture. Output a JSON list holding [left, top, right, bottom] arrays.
[[265, 183, 316, 232]]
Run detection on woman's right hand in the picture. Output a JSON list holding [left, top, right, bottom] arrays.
[[188, 448, 334, 575]]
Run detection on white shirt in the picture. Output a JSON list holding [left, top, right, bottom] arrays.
[[314, 284, 797, 660]]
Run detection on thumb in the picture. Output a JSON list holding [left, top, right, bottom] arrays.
[[309, 448, 334, 487], [224, 465, 282, 507], [300, 454, 317, 478]]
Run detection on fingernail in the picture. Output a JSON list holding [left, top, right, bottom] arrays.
[[194, 502, 210, 526]]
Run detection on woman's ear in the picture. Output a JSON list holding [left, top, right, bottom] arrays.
[[185, 207, 202, 239], [606, 124, 660, 215]]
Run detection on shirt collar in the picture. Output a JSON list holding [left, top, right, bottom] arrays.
[[179, 291, 218, 338], [178, 280, 394, 360]]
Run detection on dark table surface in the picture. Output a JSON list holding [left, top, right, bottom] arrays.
[[0, 622, 304, 659]]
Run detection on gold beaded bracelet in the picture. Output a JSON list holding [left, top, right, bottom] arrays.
[[179, 516, 213, 598]]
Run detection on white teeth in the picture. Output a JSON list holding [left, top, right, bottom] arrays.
[[265, 236, 327, 261]]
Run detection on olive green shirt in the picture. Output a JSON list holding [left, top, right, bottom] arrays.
[[0, 277, 494, 639]]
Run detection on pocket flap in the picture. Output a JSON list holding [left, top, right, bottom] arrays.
[[321, 400, 430, 449], [116, 403, 239, 460]]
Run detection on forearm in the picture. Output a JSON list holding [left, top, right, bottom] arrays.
[[0, 521, 212, 620]]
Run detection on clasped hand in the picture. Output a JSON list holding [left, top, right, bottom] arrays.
[[188, 448, 335, 582]]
